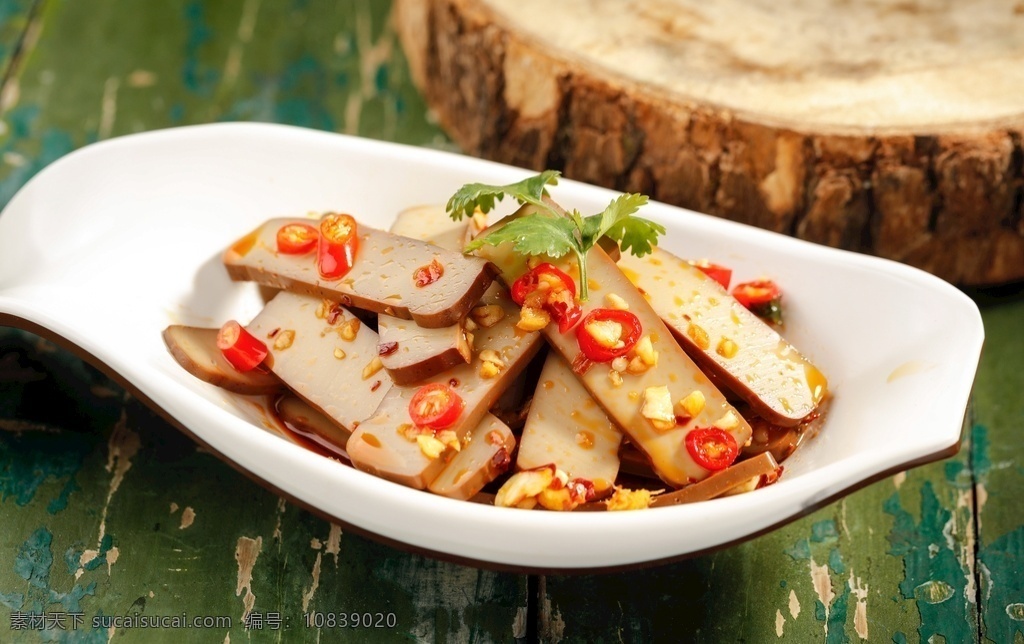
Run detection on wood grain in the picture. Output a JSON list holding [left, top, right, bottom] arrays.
[[395, 0, 1024, 286]]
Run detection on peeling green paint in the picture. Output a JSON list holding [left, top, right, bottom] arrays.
[[812, 519, 839, 543], [915, 580, 956, 604], [785, 538, 811, 561], [885, 484, 974, 642], [14, 527, 52, 590], [0, 429, 90, 508]]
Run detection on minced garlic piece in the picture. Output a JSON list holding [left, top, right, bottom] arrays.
[[538, 487, 575, 511], [677, 391, 706, 419], [273, 329, 296, 350], [464, 317, 478, 332], [584, 319, 625, 349], [604, 293, 629, 310], [471, 304, 505, 328], [478, 349, 504, 367], [361, 356, 383, 380], [494, 467, 554, 508], [626, 356, 649, 375], [608, 369, 623, 387], [315, 299, 331, 319], [333, 348, 346, 360], [517, 306, 550, 331], [436, 430, 461, 453], [611, 356, 629, 372], [417, 434, 446, 460], [479, 360, 501, 379], [713, 409, 740, 430], [635, 336, 658, 366], [605, 487, 653, 511], [339, 317, 360, 341], [642, 386, 676, 431]]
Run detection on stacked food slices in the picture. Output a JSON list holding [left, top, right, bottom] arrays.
[[164, 176, 829, 511]]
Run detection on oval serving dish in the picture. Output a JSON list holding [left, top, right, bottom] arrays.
[[0, 123, 983, 571]]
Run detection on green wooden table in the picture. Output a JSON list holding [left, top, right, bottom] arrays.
[[0, 2, 1021, 641]]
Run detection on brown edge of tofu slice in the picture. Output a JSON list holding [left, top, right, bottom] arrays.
[[347, 284, 543, 489], [476, 205, 752, 488], [162, 325, 283, 395], [577, 452, 780, 511], [428, 414, 516, 500], [377, 205, 474, 385], [618, 247, 828, 426], [223, 217, 496, 328], [377, 315, 473, 385], [516, 352, 623, 496], [246, 290, 393, 432], [276, 393, 352, 453]]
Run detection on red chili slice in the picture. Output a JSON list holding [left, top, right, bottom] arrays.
[[413, 258, 444, 287], [317, 213, 359, 279], [685, 427, 739, 471], [276, 223, 318, 255], [732, 280, 782, 309], [511, 263, 582, 332], [576, 308, 642, 362], [408, 383, 465, 430], [216, 320, 269, 372], [689, 260, 732, 290]]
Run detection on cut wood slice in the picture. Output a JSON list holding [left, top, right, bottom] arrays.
[[395, 0, 1024, 285]]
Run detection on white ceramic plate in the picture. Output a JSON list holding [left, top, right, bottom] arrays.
[[0, 123, 983, 571]]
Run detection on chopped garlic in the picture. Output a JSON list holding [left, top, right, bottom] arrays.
[[611, 356, 629, 372], [436, 430, 461, 453], [417, 435, 446, 459], [604, 293, 629, 310], [677, 390, 706, 419], [713, 410, 740, 430], [608, 369, 623, 387], [585, 319, 625, 349], [635, 336, 658, 366], [605, 487, 653, 511], [479, 360, 501, 379], [471, 304, 505, 328], [339, 317, 360, 341], [361, 356, 383, 380], [333, 348, 346, 360], [626, 355, 649, 374], [494, 467, 555, 507], [517, 306, 550, 331], [538, 487, 575, 511], [642, 386, 676, 430], [273, 329, 296, 350], [478, 349, 504, 367]]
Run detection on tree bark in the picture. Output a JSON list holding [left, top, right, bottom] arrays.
[[395, 0, 1024, 284]]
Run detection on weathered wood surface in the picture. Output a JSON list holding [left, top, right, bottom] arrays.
[[0, 1, 524, 642], [0, 1, 1019, 642], [395, 0, 1024, 287]]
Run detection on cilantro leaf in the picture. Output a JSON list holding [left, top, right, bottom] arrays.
[[579, 193, 649, 250], [464, 214, 577, 259], [447, 170, 560, 220], [446, 171, 663, 301], [604, 215, 666, 258]]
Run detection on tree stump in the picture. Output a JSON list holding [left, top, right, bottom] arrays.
[[394, 0, 1024, 284]]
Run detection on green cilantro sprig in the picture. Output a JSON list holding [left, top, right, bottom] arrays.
[[446, 171, 665, 300]]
